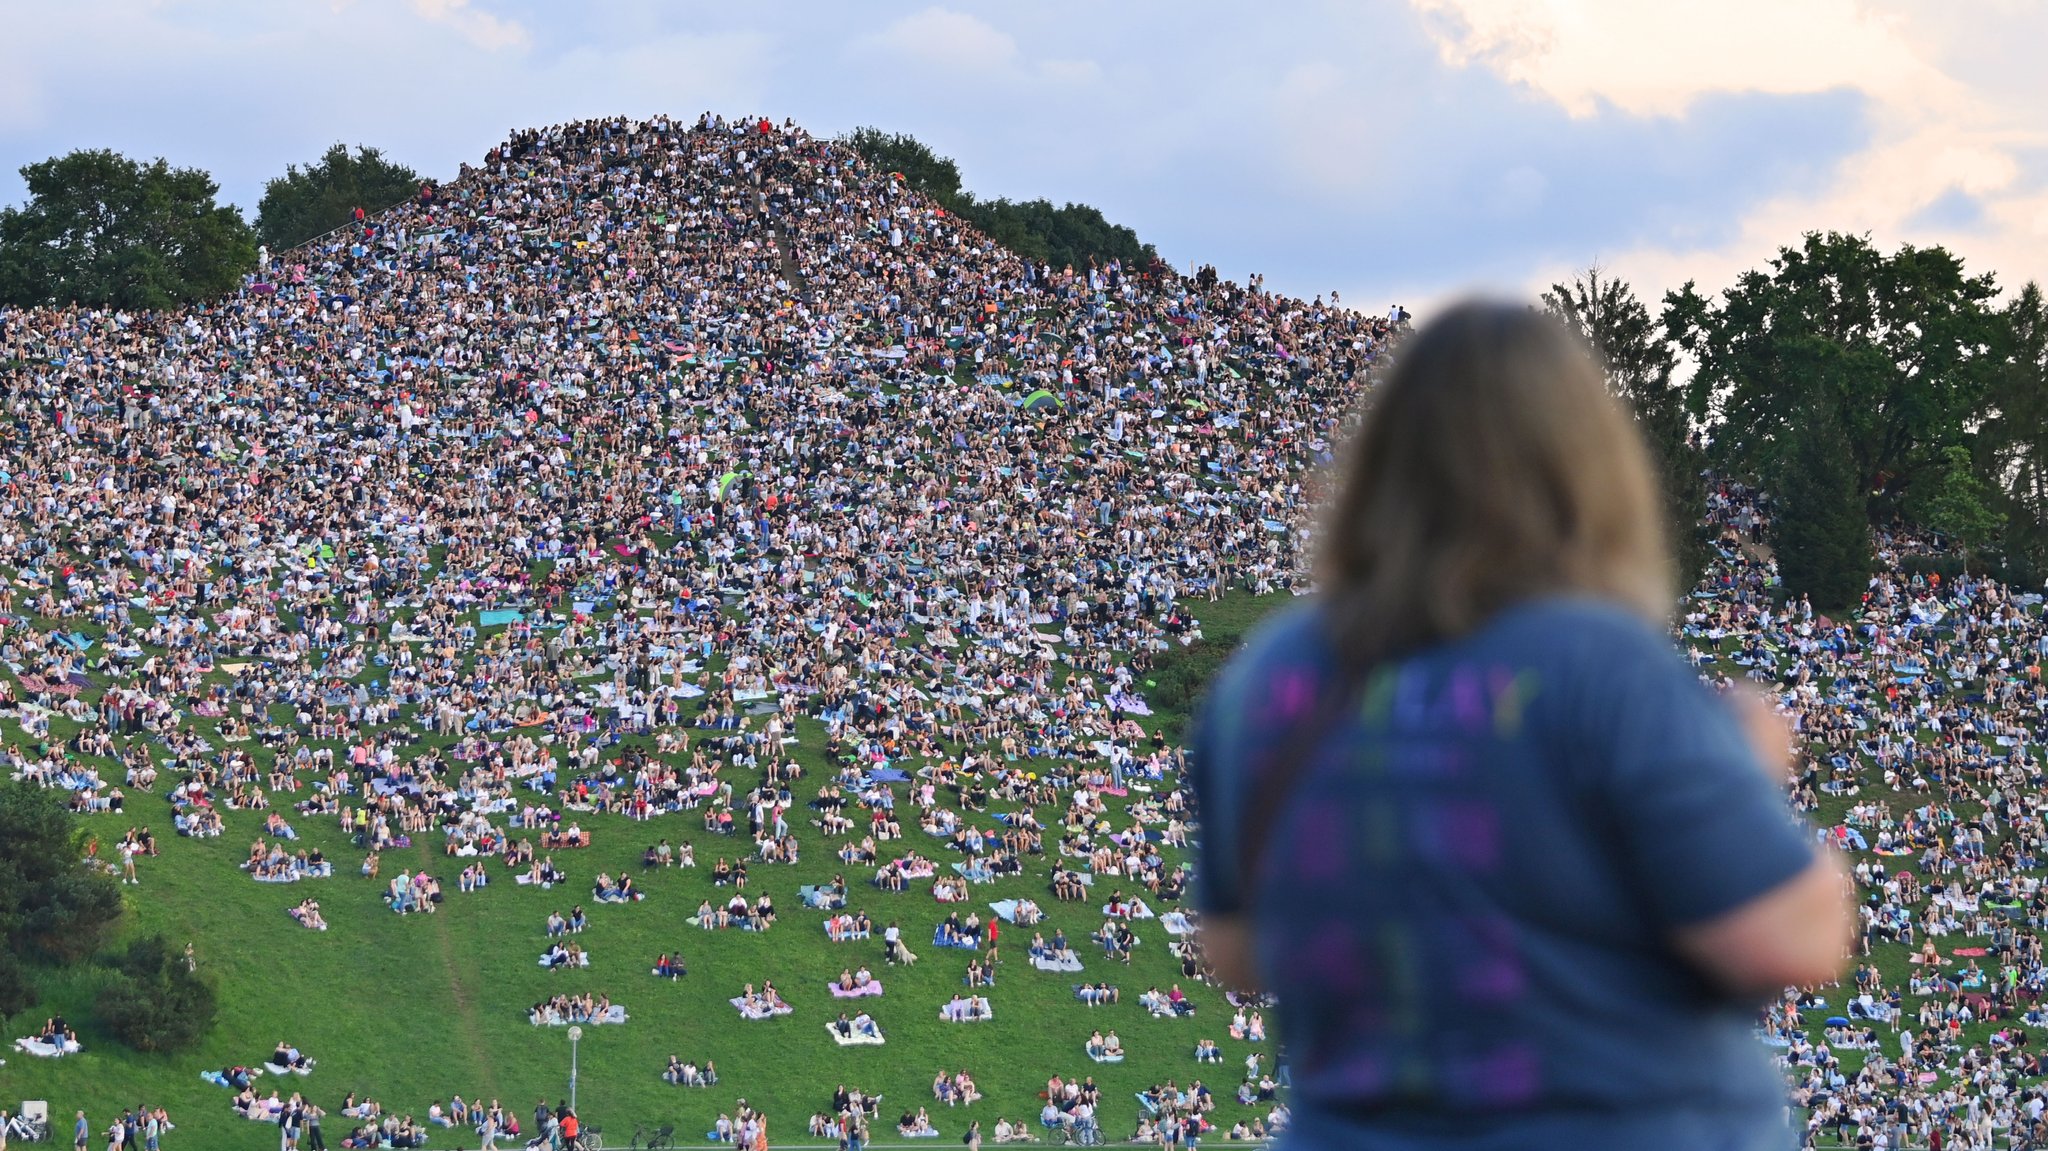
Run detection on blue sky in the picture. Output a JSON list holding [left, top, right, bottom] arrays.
[[1, 0, 2043, 310]]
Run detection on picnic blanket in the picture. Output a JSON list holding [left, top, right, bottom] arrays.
[[479, 609, 524, 627], [989, 900, 1021, 923], [828, 981, 884, 999], [731, 997, 793, 1020], [13, 1036, 82, 1057], [934, 928, 979, 950], [533, 1005, 626, 1025], [1033, 954, 1084, 973], [262, 1061, 315, 1077], [826, 1024, 885, 1047]]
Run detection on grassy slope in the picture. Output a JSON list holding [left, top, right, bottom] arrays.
[[0, 589, 1298, 1148]]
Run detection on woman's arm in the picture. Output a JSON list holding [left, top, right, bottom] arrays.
[[1196, 915, 1260, 991], [1673, 849, 1852, 997]]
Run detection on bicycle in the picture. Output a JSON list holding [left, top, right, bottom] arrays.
[[629, 1124, 677, 1150]]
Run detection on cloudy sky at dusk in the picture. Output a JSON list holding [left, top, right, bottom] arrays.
[[3, 0, 2044, 312]]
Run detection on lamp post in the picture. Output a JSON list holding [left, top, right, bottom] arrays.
[[567, 1025, 582, 1114]]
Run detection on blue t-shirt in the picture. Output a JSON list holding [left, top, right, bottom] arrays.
[[1189, 598, 1814, 1151]]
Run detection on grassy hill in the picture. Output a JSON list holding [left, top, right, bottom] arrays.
[[0, 587, 1295, 1148]]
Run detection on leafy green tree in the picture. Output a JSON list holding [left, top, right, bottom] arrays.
[[843, 128, 1157, 271], [0, 949, 36, 1018], [98, 933, 218, 1053], [256, 143, 424, 251], [0, 780, 125, 962], [841, 128, 964, 204], [1914, 444, 2001, 569], [1664, 232, 2001, 521], [1774, 402, 1873, 610], [1980, 282, 2048, 578], [0, 150, 256, 309], [1542, 267, 1712, 587]]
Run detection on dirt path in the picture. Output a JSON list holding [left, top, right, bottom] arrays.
[[419, 839, 502, 1100]]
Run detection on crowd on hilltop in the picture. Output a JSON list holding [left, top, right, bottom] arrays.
[[0, 111, 1384, 1142], [0, 110, 1397, 817]]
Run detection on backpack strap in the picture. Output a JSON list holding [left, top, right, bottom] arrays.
[[1235, 668, 1364, 889]]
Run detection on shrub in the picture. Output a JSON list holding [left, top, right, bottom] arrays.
[[98, 934, 217, 1052], [0, 949, 36, 1018], [0, 780, 125, 961]]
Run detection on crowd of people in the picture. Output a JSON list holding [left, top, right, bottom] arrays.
[[0, 107, 1393, 1144], [12, 100, 2040, 1150]]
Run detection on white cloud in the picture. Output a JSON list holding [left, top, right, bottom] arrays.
[[857, 7, 1017, 74], [1414, 0, 2048, 300], [1409, 0, 1928, 119], [408, 0, 529, 52]]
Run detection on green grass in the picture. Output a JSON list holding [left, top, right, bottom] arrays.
[[0, 593, 1293, 1149]]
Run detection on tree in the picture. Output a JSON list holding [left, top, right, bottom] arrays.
[[1979, 282, 2048, 579], [0, 949, 36, 1019], [1665, 232, 2002, 522], [0, 780, 125, 962], [1914, 445, 2000, 569], [841, 129, 964, 205], [1774, 402, 1873, 611], [1542, 267, 1712, 587], [0, 150, 257, 309], [256, 143, 424, 251], [98, 933, 217, 1053], [842, 128, 1158, 272]]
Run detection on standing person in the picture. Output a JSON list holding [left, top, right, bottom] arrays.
[[965, 1119, 982, 1151], [75, 1112, 89, 1151], [1189, 301, 1852, 1150], [478, 1108, 498, 1151], [303, 1103, 325, 1151]]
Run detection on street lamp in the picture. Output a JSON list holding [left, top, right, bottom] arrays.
[[567, 1025, 582, 1114]]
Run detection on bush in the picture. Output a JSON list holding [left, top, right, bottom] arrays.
[[98, 934, 217, 1053], [1147, 626, 1246, 741], [0, 780, 125, 961], [0, 949, 36, 1018]]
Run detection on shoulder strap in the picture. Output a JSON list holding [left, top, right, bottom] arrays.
[[1235, 667, 1363, 887]]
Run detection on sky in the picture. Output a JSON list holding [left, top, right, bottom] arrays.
[[2, 0, 2045, 314]]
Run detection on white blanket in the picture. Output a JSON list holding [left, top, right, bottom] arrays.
[[14, 1036, 82, 1057]]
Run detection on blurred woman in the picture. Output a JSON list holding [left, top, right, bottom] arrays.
[[1190, 301, 1850, 1150]]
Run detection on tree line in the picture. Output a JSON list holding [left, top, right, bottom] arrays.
[[0, 143, 424, 310], [1547, 235, 2048, 611], [841, 127, 1159, 274]]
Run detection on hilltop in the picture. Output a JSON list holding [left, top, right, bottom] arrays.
[[0, 113, 1396, 1147]]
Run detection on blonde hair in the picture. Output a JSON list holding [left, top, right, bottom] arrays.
[[1318, 300, 1672, 669]]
